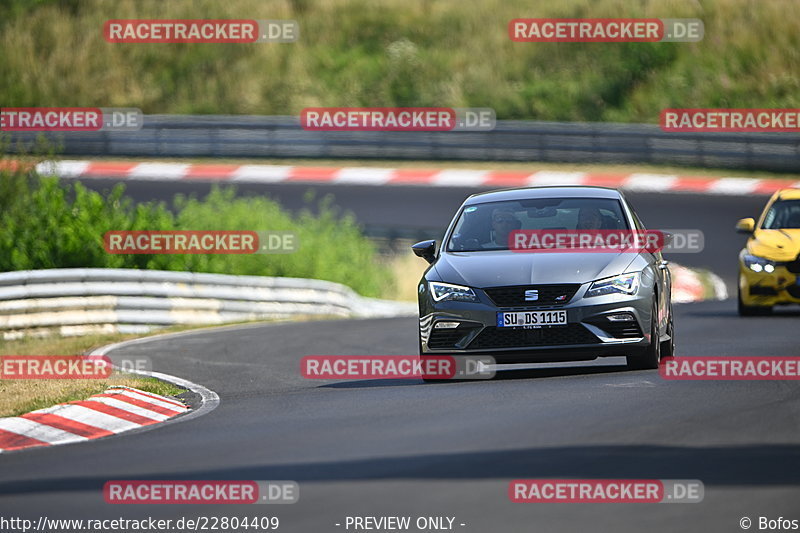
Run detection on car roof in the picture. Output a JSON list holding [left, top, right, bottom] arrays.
[[775, 188, 800, 201], [463, 186, 623, 206]]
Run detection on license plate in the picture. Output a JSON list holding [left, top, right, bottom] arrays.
[[497, 310, 568, 328]]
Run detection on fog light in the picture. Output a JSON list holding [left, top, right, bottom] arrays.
[[606, 313, 635, 322], [434, 321, 460, 329]]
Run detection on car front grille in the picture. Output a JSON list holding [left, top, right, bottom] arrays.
[[483, 284, 581, 307], [750, 285, 778, 296], [468, 324, 598, 349]]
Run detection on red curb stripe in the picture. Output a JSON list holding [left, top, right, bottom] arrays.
[[583, 173, 630, 188], [672, 176, 717, 192], [483, 171, 532, 186], [114, 388, 186, 408], [84, 162, 138, 177], [754, 179, 792, 195], [21, 412, 113, 438], [0, 428, 50, 451], [184, 164, 238, 180], [70, 400, 161, 425], [0, 161, 32, 172], [286, 167, 339, 181], [385, 169, 441, 184], [94, 393, 183, 416]]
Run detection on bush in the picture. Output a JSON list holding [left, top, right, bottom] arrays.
[[0, 169, 392, 297]]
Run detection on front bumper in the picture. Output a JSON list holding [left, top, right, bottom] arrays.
[[419, 284, 654, 363], [739, 263, 800, 307]]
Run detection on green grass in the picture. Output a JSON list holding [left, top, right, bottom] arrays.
[[0, 376, 185, 418], [1, 0, 798, 122]]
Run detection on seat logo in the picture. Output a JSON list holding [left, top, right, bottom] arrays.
[[524, 289, 539, 301]]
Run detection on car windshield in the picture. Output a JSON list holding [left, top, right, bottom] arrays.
[[446, 197, 629, 252], [762, 200, 800, 229]]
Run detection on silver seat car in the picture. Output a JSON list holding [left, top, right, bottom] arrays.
[[412, 186, 674, 372]]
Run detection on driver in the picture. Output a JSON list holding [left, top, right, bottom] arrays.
[[785, 210, 800, 228], [576, 207, 603, 230], [485, 207, 519, 247]]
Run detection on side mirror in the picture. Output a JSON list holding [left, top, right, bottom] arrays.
[[736, 218, 755, 234], [411, 240, 437, 264]]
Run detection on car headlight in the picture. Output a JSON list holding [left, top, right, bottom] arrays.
[[742, 254, 776, 273], [585, 272, 640, 297], [429, 282, 478, 302]]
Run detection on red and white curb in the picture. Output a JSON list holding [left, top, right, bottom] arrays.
[[670, 263, 728, 303], [0, 386, 188, 453], [0, 329, 222, 454], [32, 160, 800, 196]]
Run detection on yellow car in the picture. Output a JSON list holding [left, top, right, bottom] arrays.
[[736, 188, 800, 315]]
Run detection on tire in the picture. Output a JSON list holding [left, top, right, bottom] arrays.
[[737, 285, 772, 316], [660, 302, 675, 358], [627, 300, 661, 370], [420, 353, 451, 383], [418, 339, 449, 383]]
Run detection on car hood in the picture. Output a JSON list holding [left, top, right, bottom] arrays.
[[434, 251, 638, 288], [748, 229, 800, 262]]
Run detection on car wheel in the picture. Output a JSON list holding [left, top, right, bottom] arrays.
[[737, 286, 772, 316], [660, 302, 675, 358], [627, 300, 661, 370], [419, 353, 451, 383]]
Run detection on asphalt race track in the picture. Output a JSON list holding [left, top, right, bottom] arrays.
[[76, 178, 770, 288], [1, 182, 798, 533]]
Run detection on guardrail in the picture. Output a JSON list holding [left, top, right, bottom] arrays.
[[6, 115, 800, 172], [0, 269, 415, 339]]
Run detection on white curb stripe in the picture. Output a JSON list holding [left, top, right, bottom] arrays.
[[334, 167, 394, 185], [116, 389, 188, 411], [527, 171, 587, 186], [231, 165, 292, 183], [83, 397, 170, 421], [623, 174, 679, 191], [0, 418, 87, 445], [129, 163, 190, 180], [34, 403, 143, 433], [36, 160, 90, 177], [430, 170, 491, 187], [706, 178, 762, 195]]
